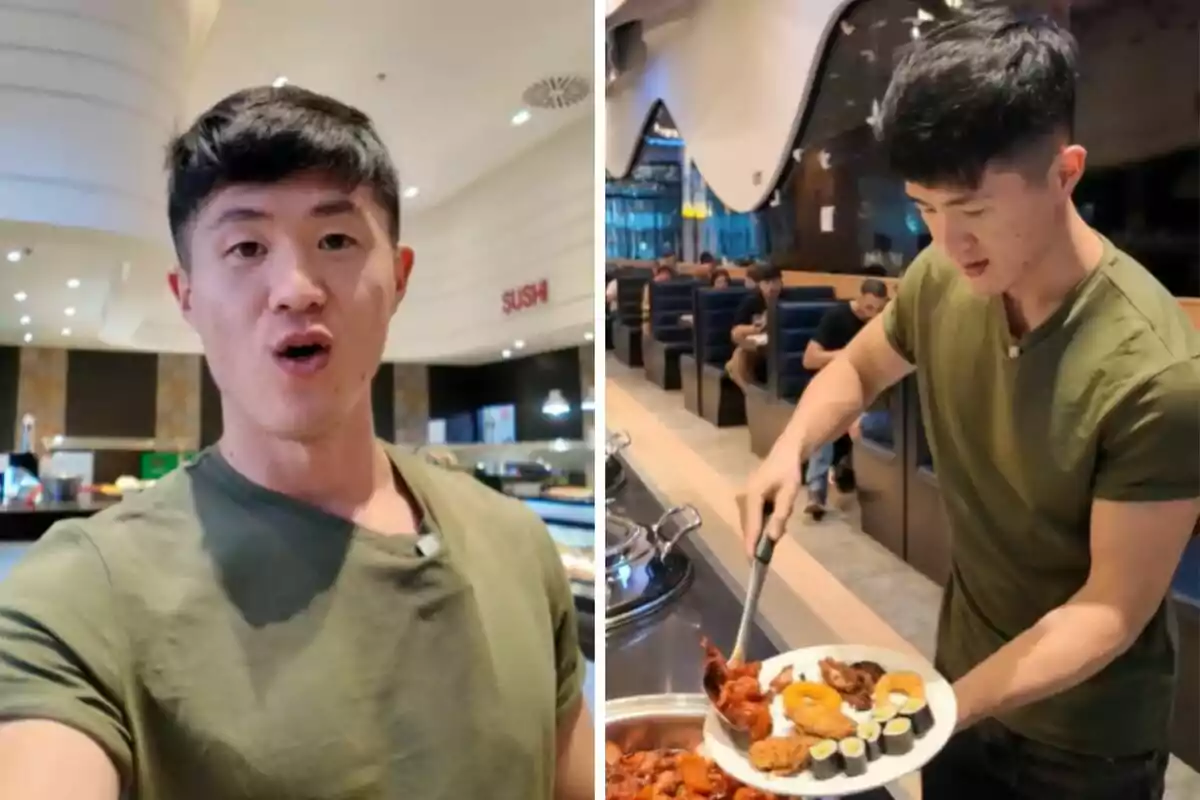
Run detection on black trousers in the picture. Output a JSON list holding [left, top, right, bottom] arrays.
[[922, 718, 1169, 800]]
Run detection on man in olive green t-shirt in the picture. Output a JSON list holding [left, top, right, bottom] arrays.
[[0, 86, 593, 799], [743, 10, 1198, 800]]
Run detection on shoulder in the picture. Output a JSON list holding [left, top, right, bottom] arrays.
[[36, 469, 199, 566], [1086, 245, 1200, 366], [389, 446, 545, 531]]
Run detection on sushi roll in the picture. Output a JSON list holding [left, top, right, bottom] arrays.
[[871, 702, 898, 725], [808, 739, 841, 780], [838, 737, 868, 777], [857, 720, 883, 761], [900, 696, 935, 738], [882, 717, 915, 756]]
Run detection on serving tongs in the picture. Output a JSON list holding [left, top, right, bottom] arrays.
[[702, 500, 777, 748]]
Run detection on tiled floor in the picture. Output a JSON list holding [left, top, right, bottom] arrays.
[[607, 353, 1200, 799]]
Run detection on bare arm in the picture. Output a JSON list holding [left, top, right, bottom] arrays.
[[802, 340, 838, 371], [745, 315, 913, 546], [730, 323, 759, 345], [953, 497, 1198, 728], [0, 721, 120, 800], [554, 698, 595, 800]]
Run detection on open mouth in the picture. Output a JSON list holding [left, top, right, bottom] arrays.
[[272, 331, 333, 373], [962, 259, 990, 276]]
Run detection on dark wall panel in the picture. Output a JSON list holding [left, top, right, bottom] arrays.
[[65, 350, 157, 438], [372, 363, 395, 442], [0, 346, 18, 451], [428, 348, 583, 442], [199, 358, 222, 448]]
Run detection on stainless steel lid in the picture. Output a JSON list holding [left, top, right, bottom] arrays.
[[605, 505, 700, 629]]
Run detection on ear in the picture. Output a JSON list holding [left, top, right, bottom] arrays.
[[392, 245, 415, 310], [168, 268, 192, 316], [1056, 144, 1087, 196]]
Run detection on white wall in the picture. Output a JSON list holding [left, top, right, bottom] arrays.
[[608, 0, 1198, 211], [390, 117, 594, 362], [606, 0, 849, 213]]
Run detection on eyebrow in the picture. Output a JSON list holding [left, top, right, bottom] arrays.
[[907, 193, 987, 208], [207, 197, 360, 229]]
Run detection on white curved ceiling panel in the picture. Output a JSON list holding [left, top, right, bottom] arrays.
[[606, 0, 848, 213]]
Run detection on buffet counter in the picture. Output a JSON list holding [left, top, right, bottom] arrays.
[[603, 458, 900, 799]]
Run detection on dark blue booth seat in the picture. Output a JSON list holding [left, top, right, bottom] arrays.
[[644, 279, 700, 390], [611, 268, 651, 367], [769, 300, 837, 402], [694, 287, 752, 426]]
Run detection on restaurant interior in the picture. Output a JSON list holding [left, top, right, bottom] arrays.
[[603, 0, 1199, 796], [0, 0, 597, 709]]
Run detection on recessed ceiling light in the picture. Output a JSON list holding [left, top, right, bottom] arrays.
[[6, 250, 22, 263], [66, 278, 80, 289], [272, 76, 289, 88], [514, 339, 526, 350], [403, 186, 420, 199], [501, 349, 513, 359], [18, 315, 30, 326], [511, 109, 532, 126], [64, 307, 76, 317], [13, 291, 26, 302], [61, 328, 71, 337], [584, 331, 595, 341], [22, 332, 32, 343]]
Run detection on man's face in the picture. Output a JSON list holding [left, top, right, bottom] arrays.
[[653, 269, 672, 283], [760, 278, 782, 301], [169, 172, 413, 441], [906, 145, 1083, 296], [856, 294, 887, 320]]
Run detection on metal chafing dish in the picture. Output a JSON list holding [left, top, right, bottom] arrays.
[[605, 693, 709, 753], [606, 504, 700, 629], [605, 430, 631, 498]]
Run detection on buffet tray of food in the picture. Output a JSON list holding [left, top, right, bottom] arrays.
[[606, 693, 782, 800]]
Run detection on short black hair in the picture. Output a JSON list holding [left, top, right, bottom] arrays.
[[698, 251, 716, 265], [878, 7, 1077, 189], [166, 85, 400, 264], [860, 279, 889, 299], [757, 265, 782, 283]]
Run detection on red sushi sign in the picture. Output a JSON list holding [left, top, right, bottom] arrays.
[[502, 279, 549, 315]]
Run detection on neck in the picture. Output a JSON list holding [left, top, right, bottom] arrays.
[[217, 397, 394, 517], [1004, 204, 1105, 334]]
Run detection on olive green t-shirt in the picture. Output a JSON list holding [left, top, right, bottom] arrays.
[[0, 445, 584, 798], [884, 237, 1199, 756]]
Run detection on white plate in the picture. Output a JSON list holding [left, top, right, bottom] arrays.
[[702, 644, 956, 798]]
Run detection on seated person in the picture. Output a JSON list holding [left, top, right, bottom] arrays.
[[641, 262, 676, 337], [800, 279, 890, 519], [725, 265, 783, 390], [710, 268, 731, 289]]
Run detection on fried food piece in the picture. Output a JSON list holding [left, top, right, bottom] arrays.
[[818, 657, 886, 711], [853, 660, 886, 683], [786, 701, 858, 740], [780, 681, 843, 714], [874, 671, 926, 706], [748, 735, 813, 775], [767, 665, 793, 695], [676, 752, 713, 793], [605, 740, 623, 767]]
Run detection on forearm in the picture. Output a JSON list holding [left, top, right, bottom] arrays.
[[953, 584, 1135, 728], [731, 325, 757, 344], [803, 347, 839, 371], [0, 721, 120, 800], [775, 357, 871, 461], [554, 699, 594, 800]]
